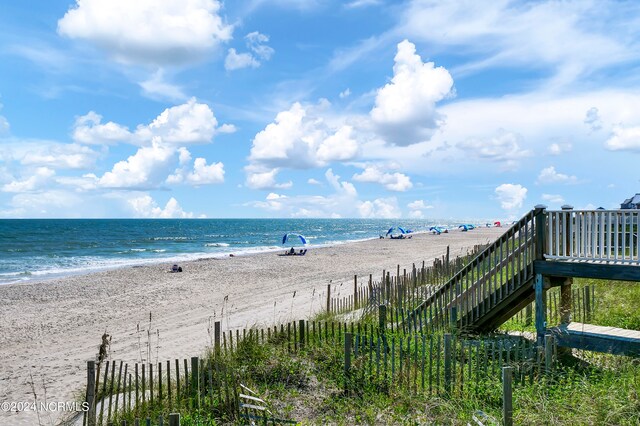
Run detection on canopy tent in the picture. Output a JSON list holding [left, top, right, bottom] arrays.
[[429, 226, 443, 235], [386, 227, 407, 236], [282, 233, 307, 245]]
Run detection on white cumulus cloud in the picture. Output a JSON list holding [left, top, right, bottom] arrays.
[[126, 195, 196, 218], [57, 0, 232, 66], [248, 101, 360, 170], [605, 125, 640, 151], [358, 197, 401, 218], [548, 142, 572, 155], [225, 31, 274, 71], [1, 167, 55, 193], [542, 193, 565, 204], [3, 142, 98, 170], [135, 98, 220, 145], [225, 48, 260, 70], [352, 165, 413, 192], [245, 168, 292, 190], [167, 157, 225, 185], [407, 199, 432, 210], [99, 139, 175, 189], [316, 125, 358, 162], [495, 183, 527, 211], [370, 39, 453, 146], [246, 31, 274, 60], [74, 98, 229, 147], [537, 166, 577, 184], [72, 111, 132, 145]]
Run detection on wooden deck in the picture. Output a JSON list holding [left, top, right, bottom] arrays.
[[549, 322, 640, 356]]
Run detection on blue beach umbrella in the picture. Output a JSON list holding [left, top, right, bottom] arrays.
[[386, 227, 406, 236], [282, 233, 307, 245]]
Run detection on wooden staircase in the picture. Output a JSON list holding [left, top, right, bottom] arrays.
[[407, 209, 539, 333]]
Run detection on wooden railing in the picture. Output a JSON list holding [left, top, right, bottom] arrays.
[[545, 209, 640, 264], [407, 209, 539, 331]]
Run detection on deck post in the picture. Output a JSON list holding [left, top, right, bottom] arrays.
[[534, 205, 548, 346], [502, 366, 513, 426], [559, 278, 572, 324], [534, 204, 547, 261], [534, 274, 547, 346], [559, 205, 574, 326]]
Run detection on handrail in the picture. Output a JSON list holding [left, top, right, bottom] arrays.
[[545, 209, 640, 264], [417, 210, 536, 309], [447, 232, 534, 310], [408, 209, 537, 329]]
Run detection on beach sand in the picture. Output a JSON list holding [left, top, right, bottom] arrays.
[[0, 227, 504, 425]]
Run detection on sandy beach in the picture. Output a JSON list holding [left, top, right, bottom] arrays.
[[0, 227, 504, 425]]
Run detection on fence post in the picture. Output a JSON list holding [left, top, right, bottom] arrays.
[[87, 361, 96, 426], [354, 275, 358, 307], [344, 333, 352, 393], [444, 333, 452, 395], [545, 335, 554, 374], [168, 413, 180, 426], [378, 304, 387, 331], [214, 321, 221, 354], [326, 283, 331, 313], [191, 357, 200, 409], [299, 319, 305, 349], [502, 366, 513, 426]]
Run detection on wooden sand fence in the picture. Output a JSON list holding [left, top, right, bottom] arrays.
[[84, 316, 562, 425]]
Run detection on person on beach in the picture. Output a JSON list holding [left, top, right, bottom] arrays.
[[289, 247, 295, 255]]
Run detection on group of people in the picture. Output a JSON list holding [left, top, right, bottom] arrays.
[[389, 234, 412, 239], [284, 247, 307, 256]]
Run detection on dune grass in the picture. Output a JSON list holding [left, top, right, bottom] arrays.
[[106, 278, 640, 425]]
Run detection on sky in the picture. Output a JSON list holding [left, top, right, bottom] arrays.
[[1, 0, 640, 220]]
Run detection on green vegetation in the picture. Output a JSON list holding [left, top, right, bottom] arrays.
[[97, 277, 640, 425]]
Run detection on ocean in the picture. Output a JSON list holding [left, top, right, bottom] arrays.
[[0, 218, 472, 285]]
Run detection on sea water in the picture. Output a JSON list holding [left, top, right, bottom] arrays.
[[0, 218, 464, 284]]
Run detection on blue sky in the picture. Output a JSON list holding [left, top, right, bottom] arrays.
[[1, 0, 640, 219]]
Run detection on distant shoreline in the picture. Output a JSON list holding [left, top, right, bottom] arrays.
[[0, 234, 387, 287]]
